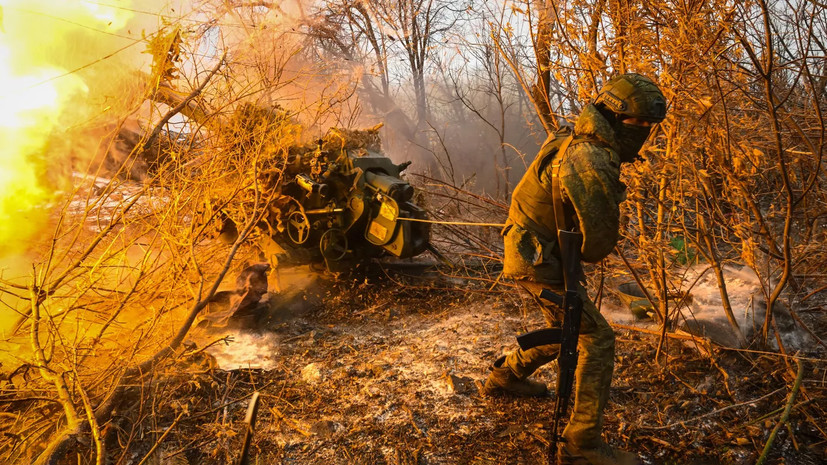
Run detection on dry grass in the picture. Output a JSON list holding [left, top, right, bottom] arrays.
[[112, 267, 827, 465]]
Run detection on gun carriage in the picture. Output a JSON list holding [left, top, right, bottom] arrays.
[[270, 141, 430, 270], [210, 126, 431, 272]]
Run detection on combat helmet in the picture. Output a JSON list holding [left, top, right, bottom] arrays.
[[594, 73, 666, 123]]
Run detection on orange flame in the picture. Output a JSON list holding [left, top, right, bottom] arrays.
[[0, 0, 137, 254]]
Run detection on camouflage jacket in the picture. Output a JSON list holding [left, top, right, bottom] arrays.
[[503, 104, 626, 283]]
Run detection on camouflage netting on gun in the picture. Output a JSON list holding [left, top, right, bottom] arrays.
[[320, 125, 383, 153]]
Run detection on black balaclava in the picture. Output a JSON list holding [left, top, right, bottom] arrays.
[[615, 123, 652, 163], [596, 104, 651, 163]]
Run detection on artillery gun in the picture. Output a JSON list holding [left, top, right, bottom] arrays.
[[257, 135, 430, 271], [108, 82, 432, 271]]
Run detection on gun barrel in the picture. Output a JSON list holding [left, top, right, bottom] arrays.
[[365, 170, 414, 202]]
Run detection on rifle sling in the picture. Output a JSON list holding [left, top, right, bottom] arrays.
[[550, 135, 575, 234]]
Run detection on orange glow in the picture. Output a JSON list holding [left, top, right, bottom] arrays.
[[0, 0, 134, 251]]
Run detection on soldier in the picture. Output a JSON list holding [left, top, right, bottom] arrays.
[[482, 74, 667, 465]]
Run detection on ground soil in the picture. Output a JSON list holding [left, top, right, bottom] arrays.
[[127, 265, 827, 465]]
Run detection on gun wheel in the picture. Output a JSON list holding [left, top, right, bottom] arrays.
[[286, 210, 310, 245], [320, 228, 348, 261]]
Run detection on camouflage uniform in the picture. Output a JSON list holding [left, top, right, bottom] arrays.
[[501, 103, 624, 452], [485, 73, 666, 465]]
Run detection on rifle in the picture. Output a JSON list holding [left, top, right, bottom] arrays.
[[515, 229, 583, 463]]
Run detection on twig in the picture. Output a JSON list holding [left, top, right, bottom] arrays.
[[142, 53, 227, 152], [717, 348, 827, 363], [136, 411, 185, 465], [786, 306, 827, 351], [616, 249, 663, 323], [187, 335, 234, 358], [186, 388, 273, 422], [638, 387, 786, 430], [30, 275, 82, 465], [402, 405, 431, 443], [756, 358, 805, 465], [74, 372, 103, 465], [801, 283, 827, 302], [746, 400, 812, 426], [269, 406, 311, 437], [611, 324, 705, 343], [411, 173, 509, 210]]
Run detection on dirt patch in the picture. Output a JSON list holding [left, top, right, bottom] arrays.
[[125, 269, 826, 465]]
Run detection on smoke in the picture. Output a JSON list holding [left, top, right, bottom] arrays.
[[0, 0, 361, 270], [206, 1, 363, 137], [0, 1, 191, 342]]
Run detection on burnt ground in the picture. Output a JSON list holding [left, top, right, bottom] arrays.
[[124, 266, 827, 465]]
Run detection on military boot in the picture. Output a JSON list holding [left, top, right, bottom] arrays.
[[558, 441, 641, 465], [482, 356, 549, 397]]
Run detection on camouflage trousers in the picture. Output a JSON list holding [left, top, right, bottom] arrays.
[[504, 280, 616, 449]]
